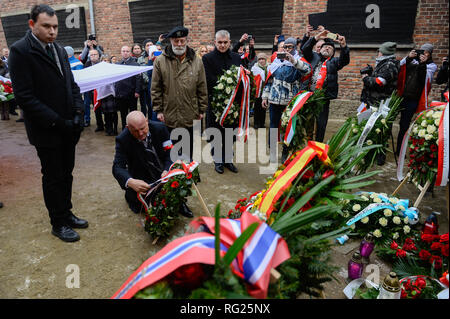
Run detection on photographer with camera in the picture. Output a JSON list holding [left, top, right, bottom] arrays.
[[232, 33, 256, 69], [396, 43, 437, 156], [360, 42, 399, 107], [80, 34, 104, 65]]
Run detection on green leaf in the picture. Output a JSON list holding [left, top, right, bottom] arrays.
[[328, 191, 364, 201], [304, 226, 350, 244], [339, 170, 382, 184], [222, 222, 259, 267], [332, 180, 376, 191]]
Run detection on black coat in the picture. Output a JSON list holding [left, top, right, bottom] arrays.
[[114, 57, 142, 98], [8, 30, 83, 147], [302, 36, 350, 100], [202, 48, 242, 128], [112, 120, 173, 190]]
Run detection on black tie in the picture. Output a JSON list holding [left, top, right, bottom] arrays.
[[45, 44, 54, 62]]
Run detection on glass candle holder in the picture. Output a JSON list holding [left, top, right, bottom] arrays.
[[348, 251, 363, 280], [377, 272, 401, 299], [359, 233, 375, 261]]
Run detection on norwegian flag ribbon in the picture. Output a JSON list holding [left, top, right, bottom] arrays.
[[111, 212, 290, 299], [283, 91, 314, 145], [137, 161, 199, 212]]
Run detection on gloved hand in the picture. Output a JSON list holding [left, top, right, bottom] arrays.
[[73, 114, 84, 133]]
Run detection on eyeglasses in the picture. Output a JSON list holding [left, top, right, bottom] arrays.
[[283, 45, 294, 49]]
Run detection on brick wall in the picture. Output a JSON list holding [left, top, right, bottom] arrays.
[[1, 0, 448, 101]]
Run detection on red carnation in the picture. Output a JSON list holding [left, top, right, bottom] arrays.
[[401, 289, 408, 299], [414, 277, 427, 290], [428, 160, 434, 166], [419, 249, 431, 261], [431, 242, 442, 251], [161, 199, 167, 208], [396, 249, 407, 258], [403, 242, 417, 251], [150, 216, 160, 223], [390, 241, 399, 250], [239, 206, 246, 213], [171, 181, 179, 188], [234, 203, 241, 210], [430, 255, 443, 269], [440, 233, 449, 244], [421, 233, 435, 243], [430, 144, 438, 152], [186, 172, 192, 179], [301, 169, 314, 180], [227, 209, 233, 217], [403, 279, 412, 291], [322, 169, 335, 180], [441, 244, 449, 257]]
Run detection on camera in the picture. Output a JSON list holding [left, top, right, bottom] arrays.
[[88, 34, 96, 41], [277, 52, 287, 60], [248, 35, 253, 40], [326, 32, 338, 41], [360, 64, 373, 76]]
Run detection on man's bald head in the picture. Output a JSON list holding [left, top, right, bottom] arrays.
[[126, 111, 148, 141]]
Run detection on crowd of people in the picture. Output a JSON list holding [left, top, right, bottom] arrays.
[[1, 4, 448, 242]]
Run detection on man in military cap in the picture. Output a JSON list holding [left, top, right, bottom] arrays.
[[151, 26, 208, 163]]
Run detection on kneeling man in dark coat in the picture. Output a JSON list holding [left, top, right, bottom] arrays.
[[112, 111, 193, 217]]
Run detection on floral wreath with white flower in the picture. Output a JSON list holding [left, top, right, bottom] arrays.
[[349, 92, 403, 174], [210, 64, 256, 127], [406, 104, 446, 187], [340, 191, 420, 245]]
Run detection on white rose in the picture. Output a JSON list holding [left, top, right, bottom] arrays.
[[373, 197, 382, 203], [421, 120, 428, 127], [366, 140, 373, 146], [427, 125, 436, 134], [370, 193, 378, 199], [361, 217, 369, 224], [434, 119, 441, 126], [352, 204, 361, 212], [418, 129, 426, 137], [361, 196, 369, 201], [403, 225, 411, 234], [413, 127, 418, 134], [389, 197, 399, 204], [226, 70, 232, 75], [393, 232, 399, 240], [353, 128, 359, 134], [393, 216, 401, 225], [375, 128, 381, 134], [373, 229, 382, 238], [226, 77, 233, 84], [217, 83, 224, 90], [380, 119, 386, 125], [404, 217, 409, 224], [225, 87, 231, 94], [383, 209, 392, 217], [426, 110, 434, 118], [425, 134, 433, 141], [432, 111, 442, 119], [379, 217, 388, 227]]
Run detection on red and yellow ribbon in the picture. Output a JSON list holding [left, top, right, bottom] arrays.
[[258, 141, 331, 218]]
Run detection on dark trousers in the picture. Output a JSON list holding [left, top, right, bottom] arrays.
[[396, 98, 419, 155], [35, 142, 77, 227], [116, 96, 138, 130], [139, 87, 151, 118], [253, 97, 266, 129], [104, 112, 118, 134], [315, 99, 330, 143], [168, 126, 194, 162], [94, 106, 104, 130]]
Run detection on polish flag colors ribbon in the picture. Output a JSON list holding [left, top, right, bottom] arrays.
[[283, 91, 314, 145], [258, 141, 331, 218], [112, 211, 290, 299], [137, 161, 199, 212], [219, 65, 251, 142]]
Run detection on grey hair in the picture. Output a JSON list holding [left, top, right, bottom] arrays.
[[215, 30, 230, 40]]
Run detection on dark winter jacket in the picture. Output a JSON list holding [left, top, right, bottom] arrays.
[[114, 57, 142, 98], [361, 56, 399, 106], [301, 36, 350, 100]]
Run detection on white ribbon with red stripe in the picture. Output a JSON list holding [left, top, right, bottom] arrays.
[[219, 65, 251, 142], [436, 102, 449, 186]]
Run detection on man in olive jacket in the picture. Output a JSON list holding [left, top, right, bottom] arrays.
[[8, 4, 87, 242], [151, 26, 208, 162]]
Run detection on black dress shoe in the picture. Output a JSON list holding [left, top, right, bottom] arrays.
[[224, 163, 238, 173], [95, 127, 104, 132], [66, 214, 89, 228], [214, 163, 224, 174], [179, 203, 194, 218], [52, 225, 80, 242]]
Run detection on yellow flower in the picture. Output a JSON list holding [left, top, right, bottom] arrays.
[[393, 216, 401, 225], [379, 217, 388, 227], [361, 217, 369, 224], [373, 229, 382, 238], [403, 225, 411, 234], [352, 204, 361, 212], [373, 197, 382, 203], [383, 209, 392, 217]]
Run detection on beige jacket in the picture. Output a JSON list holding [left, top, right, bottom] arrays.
[[151, 45, 208, 128]]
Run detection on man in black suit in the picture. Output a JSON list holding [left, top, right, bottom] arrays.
[[202, 30, 242, 174], [112, 111, 193, 217], [8, 4, 88, 242]]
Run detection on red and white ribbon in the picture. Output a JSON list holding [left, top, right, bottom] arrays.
[[436, 102, 449, 186], [219, 65, 251, 142]]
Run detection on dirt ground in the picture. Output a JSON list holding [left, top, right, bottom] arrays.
[[0, 110, 448, 299]]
